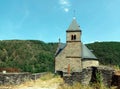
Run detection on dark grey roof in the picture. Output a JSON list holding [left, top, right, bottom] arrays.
[[81, 44, 97, 59], [55, 43, 66, 56], [67, 18, 81, 31], [59, 43, 66, 49], [55, 43, 97, 59]]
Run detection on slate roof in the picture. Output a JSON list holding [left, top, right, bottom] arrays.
[[81, 44, 97, 59], [55, 43, 97, 59], [67, 18, 81, 31], [55, 43, 66, 56]]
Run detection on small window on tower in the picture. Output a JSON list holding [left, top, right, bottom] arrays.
[[71, 35, 74, 40], [71, 35, 76, 40], [74, 35, 76, 40]]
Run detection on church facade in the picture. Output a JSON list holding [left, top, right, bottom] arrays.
[[55, 18, 99, 74]]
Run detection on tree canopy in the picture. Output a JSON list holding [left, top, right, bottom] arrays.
[[0, 40, 58, 73], [86, 42, 120, 66]]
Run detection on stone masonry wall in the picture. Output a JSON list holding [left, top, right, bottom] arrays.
[[72, 68, 92, 85], [66, 31, 81, 42], [97, 66, 114, 87], [0, 72, 47, 85], [63, 66, 114, 87], [82, 60, 99, 69], [31, 72, 47, 80], [0, 73, 30, 85], [55, 42, 82, 72], [63, 67, 92, 85]]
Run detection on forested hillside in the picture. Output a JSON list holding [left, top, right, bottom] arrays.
[[0, 40, 120, 73], [0, 40, 58, 73], [86, 42, 120, 66]]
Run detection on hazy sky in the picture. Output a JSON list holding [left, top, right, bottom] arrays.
[[0, 0, 120, 43]]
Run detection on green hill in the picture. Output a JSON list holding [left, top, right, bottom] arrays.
[[86, 42, 120, 66], [0, 40, 120, 73], [0, 40, 58, 73]]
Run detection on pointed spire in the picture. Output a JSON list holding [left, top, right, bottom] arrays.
[[67, 18, 81, 31]]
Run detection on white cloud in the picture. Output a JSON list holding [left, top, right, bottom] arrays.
[[59, 0, 70, 6], [59, 0, 71, 12], [64, 8, 69, 12]]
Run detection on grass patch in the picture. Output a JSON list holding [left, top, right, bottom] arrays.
[[112, 65, 120, 71], [40, 72, 55, 81], [58, 82, 93, 89], [58, 82, 117, 89]]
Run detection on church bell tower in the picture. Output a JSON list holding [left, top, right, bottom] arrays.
[[65, 17, 82, 72], [66, 17, 81, 42], [66, 17, 82, 58]]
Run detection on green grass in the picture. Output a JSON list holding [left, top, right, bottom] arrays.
[[39, 73, 53, 81]]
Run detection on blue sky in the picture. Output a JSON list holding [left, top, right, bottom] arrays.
[[0, 0, 120, 43]]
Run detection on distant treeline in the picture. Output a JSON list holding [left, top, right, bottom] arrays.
[[0, 40, 120, 73]]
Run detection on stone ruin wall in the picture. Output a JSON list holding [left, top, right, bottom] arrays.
[[0, 67, 119, 87], [63, 66, 114, 87], [0, 73, 30, 85], [0, 72, 47, 85]]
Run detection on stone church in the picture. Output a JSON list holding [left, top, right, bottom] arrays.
[[55, 18, 99, 74]]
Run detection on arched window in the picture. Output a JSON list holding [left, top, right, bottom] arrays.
[[71, 35, 74, 40], [71, 35, 76, 40], [74, 35, 76, 40]]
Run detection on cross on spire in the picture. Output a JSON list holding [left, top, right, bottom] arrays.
[[73, 10, 76, 19]]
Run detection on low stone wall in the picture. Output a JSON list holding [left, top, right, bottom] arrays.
[[63, 66, 114, 87], [0, 72, 47, 85], [0, 72, 30, 85], [31, 72, 48, 80]]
